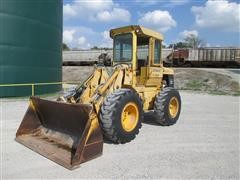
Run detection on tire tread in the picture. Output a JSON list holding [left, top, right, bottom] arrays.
[[100, 88, 143, 143]]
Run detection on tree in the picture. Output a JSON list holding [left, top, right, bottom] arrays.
[[168, 42, 190, 49], [184, 34, 205, 49], [168, 34, 206, 49], [91, 46, 99, 50], [62, 43, 70, 51]]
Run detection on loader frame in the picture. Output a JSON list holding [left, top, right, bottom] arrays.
[[16, 25, 179, 170], [72, 25, 174, 112]]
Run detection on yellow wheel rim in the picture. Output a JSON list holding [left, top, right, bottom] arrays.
[[169, 97, 179, 118], [121, 102, 139, 132]]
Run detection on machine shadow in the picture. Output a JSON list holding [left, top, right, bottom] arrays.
[[103, 138, 115, 144], [103, 111, 161, 144], [143, 111, 161, 126]]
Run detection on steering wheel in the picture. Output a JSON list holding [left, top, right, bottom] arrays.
[[113, 62, 131, 68]]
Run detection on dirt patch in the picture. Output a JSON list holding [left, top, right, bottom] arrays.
[[174, 69, 240, 96], [63, 66, 240, 96], [63, 66, 94, 82]]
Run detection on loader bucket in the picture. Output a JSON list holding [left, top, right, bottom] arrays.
[[15, 97, 103, 170]]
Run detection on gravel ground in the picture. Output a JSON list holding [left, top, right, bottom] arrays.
[[1, 92, 239, 179]]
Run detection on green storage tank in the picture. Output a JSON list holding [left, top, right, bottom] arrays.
[[0, 0, 62, 97]]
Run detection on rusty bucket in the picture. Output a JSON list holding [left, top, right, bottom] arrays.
[[16, 97, 103, 170]]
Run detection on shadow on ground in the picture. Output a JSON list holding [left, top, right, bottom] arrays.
[[143, 111, 160, 126], [103, 111, 160, 144]]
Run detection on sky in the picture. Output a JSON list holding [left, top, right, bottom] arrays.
[[63, 0, 240, 49]]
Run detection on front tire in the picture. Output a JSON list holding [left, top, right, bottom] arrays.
[[99, 89, 143, 144], [154, 87, 181, 126]]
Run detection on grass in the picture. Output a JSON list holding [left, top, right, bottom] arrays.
[[181, 80, 240, 96], [232, 90, 240, 96], [185, 80, 209, 91]]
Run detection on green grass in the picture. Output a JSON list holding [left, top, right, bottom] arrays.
[[185, 80, 208, 91], [181, 80, 240, 96], [232, 90, 240, 96]]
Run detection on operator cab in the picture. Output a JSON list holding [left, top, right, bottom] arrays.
[[137, 36, 149, 75], [111, 25, 164, 86]]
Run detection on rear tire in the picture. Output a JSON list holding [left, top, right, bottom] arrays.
[[99, 89, 143, 144], [154, 87, 181, 126]]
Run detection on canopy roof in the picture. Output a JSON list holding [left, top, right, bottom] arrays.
[[110, 25, 164, 41]]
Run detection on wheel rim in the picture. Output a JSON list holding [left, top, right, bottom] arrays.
[[169, 97, 179, 118], [121, 102, 139, 132]]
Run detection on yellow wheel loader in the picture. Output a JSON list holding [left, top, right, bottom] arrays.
[[16, 25, 181, 170]]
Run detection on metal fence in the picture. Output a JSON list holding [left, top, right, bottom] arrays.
[[0, 82, 78, 97]]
